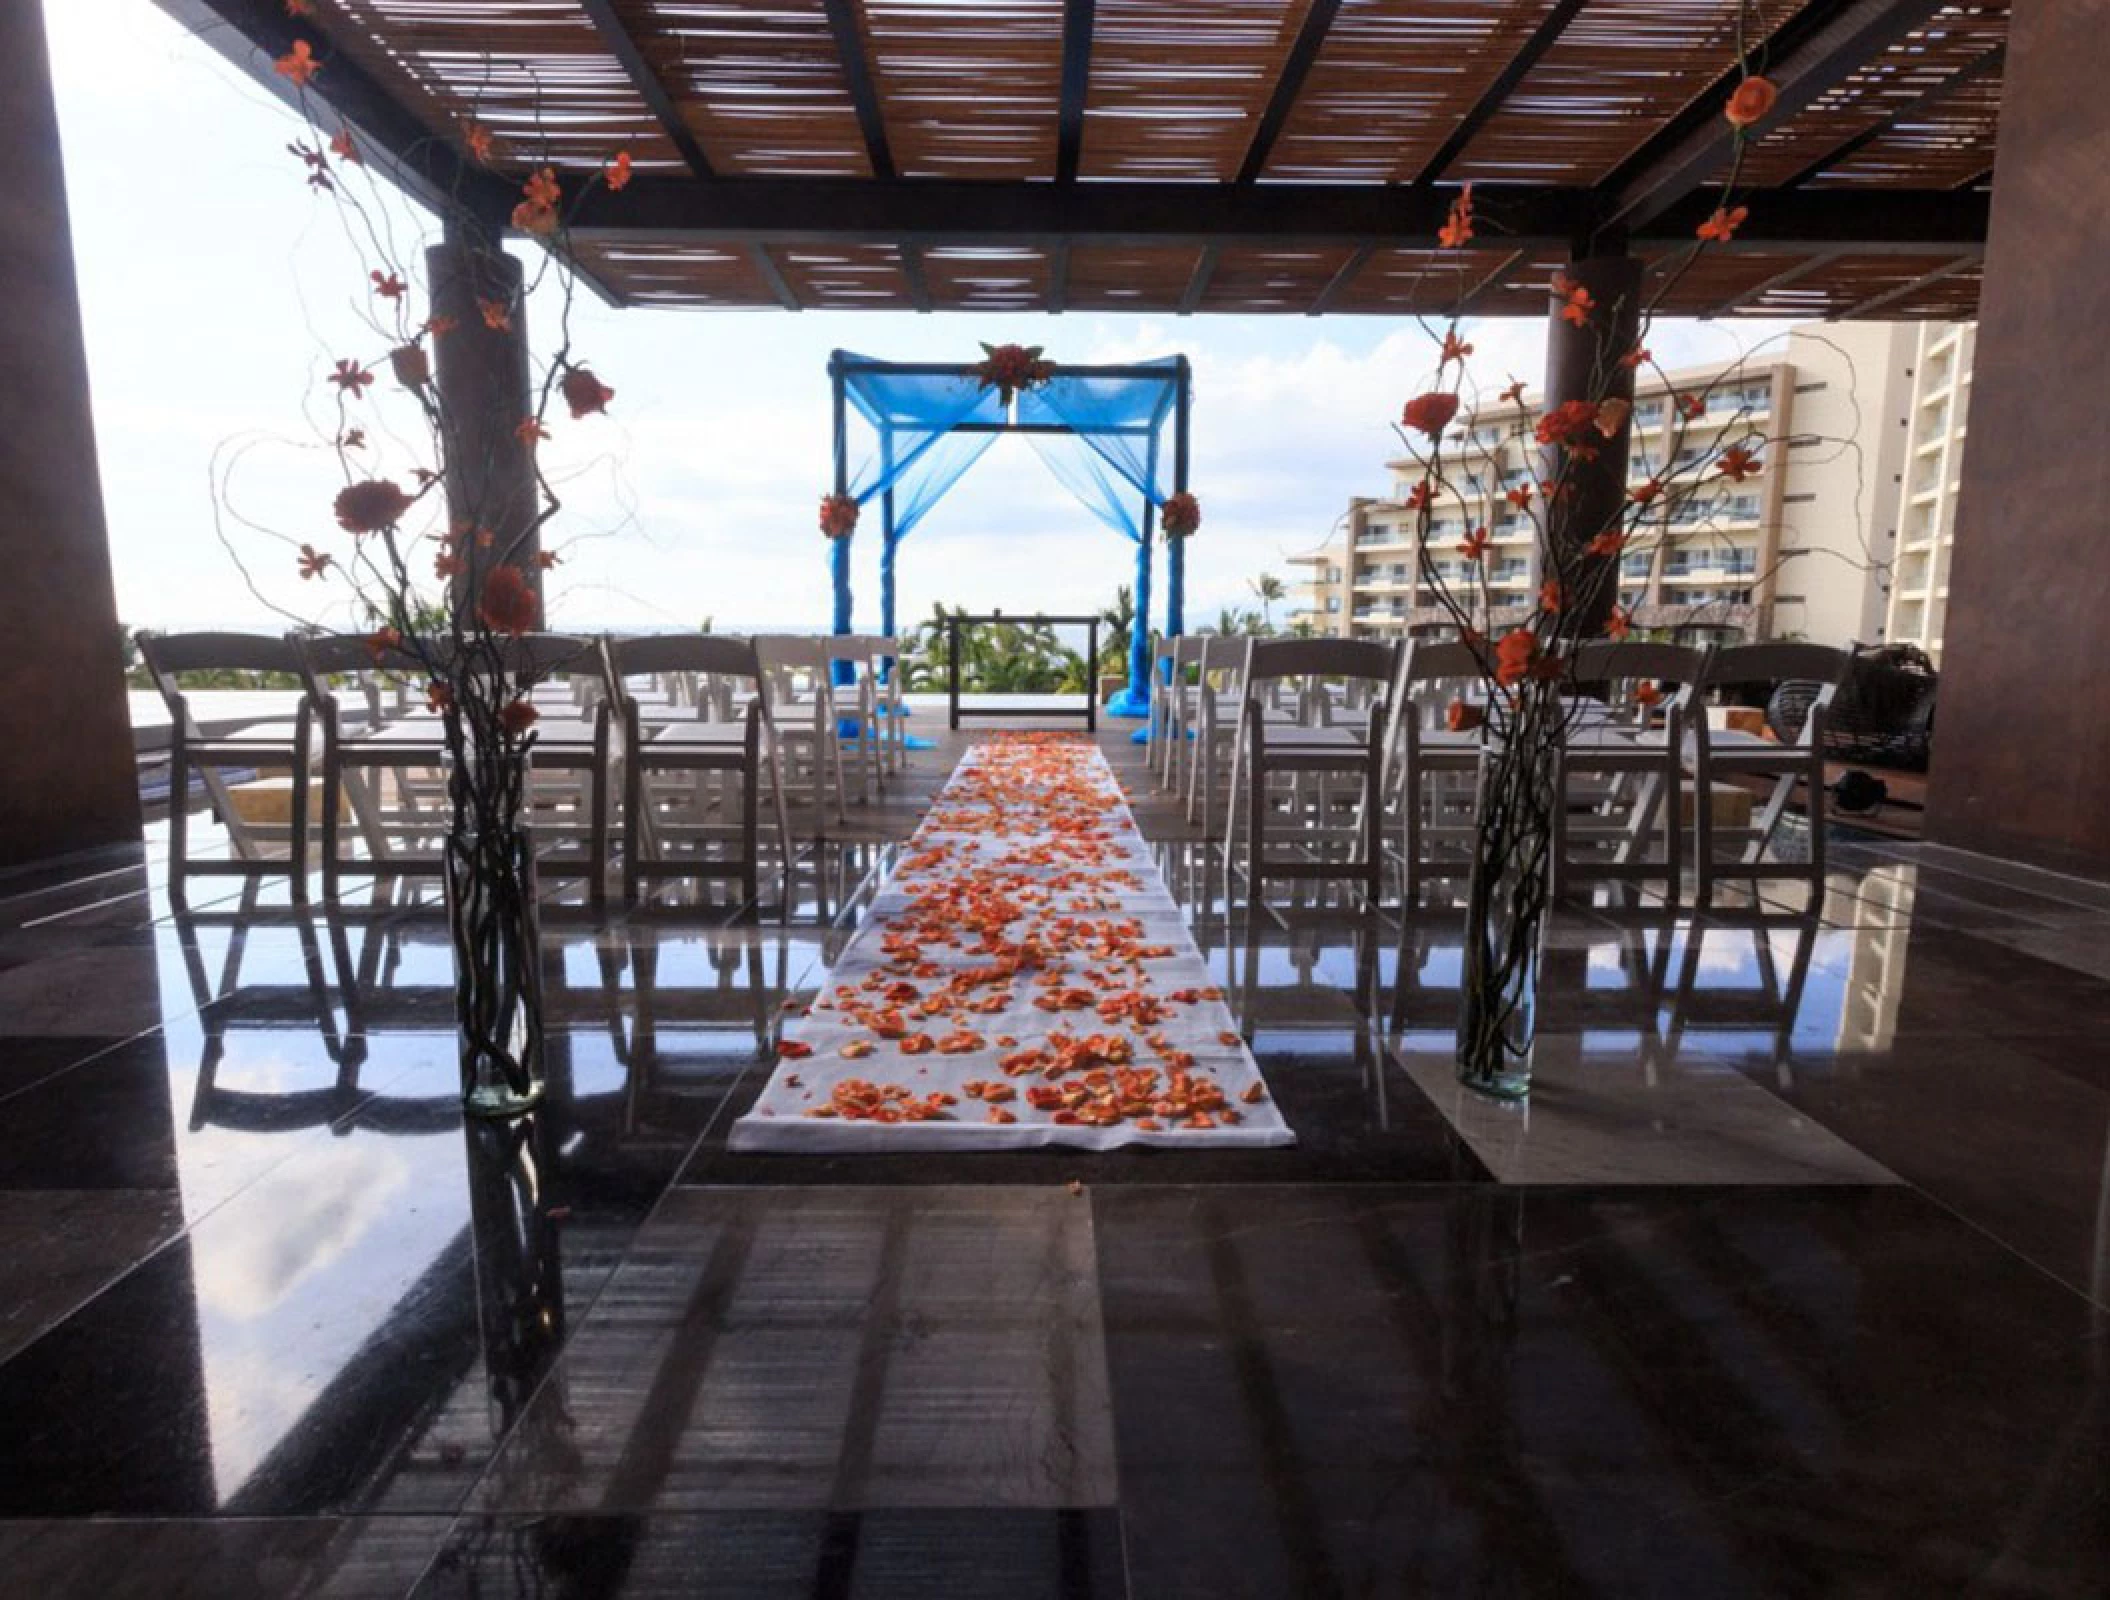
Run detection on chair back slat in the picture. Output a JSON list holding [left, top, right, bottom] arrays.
[[1402, 640, 1489, 685], [609, 634, 761, 682], [139, 631, 305, 679], [1244, 637, 1396, 686], [298, 634, 430, 679], [1568, 641, 1709, 687], [1704, 642, 1850, 689]]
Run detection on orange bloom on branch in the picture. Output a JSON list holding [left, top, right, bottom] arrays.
[[424, 314, 457, 338], [1725, 75, 1779, 129], [1678, 392, 1707, 420], [365, 626, 401, 662], [461, 121, 495, 165], [1552, 273, 1594, 327], [274, 39, 319, 87], [286, 0, 316, 16], [1717, 444, 1761, 482], [499, 699, 539, 738], [1439, 330, 1474, 366], [478, 565, 541, 636], [561, 366, 616, 419], [296, 543, 332, 580], [819, 493, 859, 539], [1404, 480, 1435, 512], [1535, 399, 1599, 449], [1457, 527, 1491, 562], [329, 128, 360, 165], [370, 270, 406, 301], [1608, 606, 1634, 641], [333, 477, 413, 534], [1635, 681, 1664, 708], [1585, 528, 1628, 559], [1697, 205, 1749, 243], [1401, 391, 1460, 439], [1505, 483, 1534, 512], [1620, 345, 1651, 371], [1539, 578, 1564, 614], [1445, 699, 1484, 733], [1438, 184, 1475, 249], [604, 150, 634, 191], [1494, 629, 1539, 688], [339, 428, 365, 450], [515, 416, 550, 447], [1499, 379, 1527, 406], [329, 359, 374, 397], [1629, 478, 1663, 506], [478, 298, 512, 332], [511, 168, 562, 236]]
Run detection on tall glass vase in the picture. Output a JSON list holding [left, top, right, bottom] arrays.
[[444, 758, 545, 1118], [1456, 724, 1557, 1100]]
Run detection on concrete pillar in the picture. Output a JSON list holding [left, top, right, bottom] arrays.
[[1540, 253, 1643, 638], [0, 0, 142, 865], [1924, 0, 2110, 876], [424, 227, 542, 611]]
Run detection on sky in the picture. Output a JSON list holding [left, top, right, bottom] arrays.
[[46, 0, 1800, 637]]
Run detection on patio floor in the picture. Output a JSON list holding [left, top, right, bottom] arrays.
[[0, 729, 2104, 1596]]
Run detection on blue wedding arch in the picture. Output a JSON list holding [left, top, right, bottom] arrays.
[[826, 349, 1192, 717]]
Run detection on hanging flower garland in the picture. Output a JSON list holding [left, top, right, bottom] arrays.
[[973, 341, 1055, 405], [1160, 491, 1202, 540], [819, 492, 860, 539]]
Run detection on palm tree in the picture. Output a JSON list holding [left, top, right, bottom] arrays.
[[1248, 571, 1286, 630], [1097, 583, 1136, 677]]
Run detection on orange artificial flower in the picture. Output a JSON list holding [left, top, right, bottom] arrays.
[[426, 680, 453, 715], [1457, 526, 1491, 561], [274, 39, 320, 88], [605, 150, 633, 191], [478, 564, 541, 636], [329, 128, 360, 165], [1678, 392, 1707, 420], [389, 343, 429, 388], [287, 139, 333, 191], [1697, 205, 1748, 243], [1446, 698, 1484, 733], [1620, 345, 1652, 371], [478, 298, 512, 332], [333, 477, 413, 533], [1585, 528, 1628, 558], [1499, 379, 1527, 406], [365, 626, 401, 661], [424, 314, 458, 338], [1725, 75, 1779, 129], [339, 427, 366, 450], [1505, 483, 1534, 511], [1539, 578, 1564, 613], [1494, 628, 1539, 688], [499, 698, 539, 738], [1595, 397, 1632, 437], [1404, 479, 1435, 512], [511, 168, 561, 236], [286, 0, 316, 17], [1440, 329, 1474, 366], [534, 548, 561, 569], [1553, 273, 1594, 327], [1608, 606, 1633, 641], [296, 543, 332, 579], [1635, 681, 1664, 707], [461, 120, 495, 164], [1401, 391, 1461, 439], [1629, 478, 1663, 507], [370, 270, 407, 301], [329, 358, 374, 397], [1535, 399, 1599, 449], [1717, 444, 1761, 482], [515, 416, 550, 447], [1438, 184, 1474, 249], [561, 366, 615, 419]]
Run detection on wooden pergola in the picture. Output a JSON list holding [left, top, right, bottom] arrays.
[[161, 0, 2001, 321]]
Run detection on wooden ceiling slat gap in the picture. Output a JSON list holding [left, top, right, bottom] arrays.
[[578, 0, 713, 177], [1607, 0, 1959, 232], [1776, 42, 2005, 189], [1410, 0, 1589, 187], [1235, 0, 1342, 184], [1831, 251, 1976, 318]]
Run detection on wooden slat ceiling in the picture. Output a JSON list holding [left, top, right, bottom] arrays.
[[178, 0, 2008, 316]]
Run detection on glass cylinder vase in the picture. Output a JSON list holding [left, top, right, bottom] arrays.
[[1455, 729, 1557, 1100], [443, 795, 545, 1118]]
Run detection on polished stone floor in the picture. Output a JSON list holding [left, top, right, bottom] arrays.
[[0, 732, 2104, 1595]]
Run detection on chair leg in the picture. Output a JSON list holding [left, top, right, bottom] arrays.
[[1246, 750, 1267, 907], [623, 754, 643, 905], [1804, 758, 1827, 913], [1550, 748, 1571, 902], [289, 723, 312, 904], [319, 746, 342, 902], [167, 739, 192, 904], [1693, 758, 1716, 908]]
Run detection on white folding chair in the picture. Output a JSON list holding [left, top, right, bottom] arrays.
[[1380, 639, 1490, 904], [752, 635, 849, 831], [137, 631, 316, 903], [1687, 642, 1851, 908], [608, 634, 794, 906]]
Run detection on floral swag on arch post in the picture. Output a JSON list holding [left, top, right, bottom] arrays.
[[248, 32, 629, 1114], [1396, 68, 1814, 1098]]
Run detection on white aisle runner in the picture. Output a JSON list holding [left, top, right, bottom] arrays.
[[730, 735, 1294, 1152]]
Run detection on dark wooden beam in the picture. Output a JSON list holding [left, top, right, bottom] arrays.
[[1178, 245, 1221, 314], [1305, 244, 1373, 316], [1236, 0, 1343, 184], [1829, 252, 1976, 318], [1777, 44, 2004, 189], [579, 0, 713, 178], [899, 243, 933, 312], [1704, 249, 1842, 317], [1606, 0, 1955, 231], [568, 177, 1983, 254], [1410, 0, 1589, 186], [1047, 238, 1070, 313], [822, 0, 896, 179], [1057, 0, 1096, 183], [747, 243, 802, 311]]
